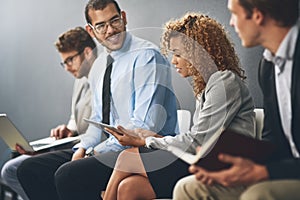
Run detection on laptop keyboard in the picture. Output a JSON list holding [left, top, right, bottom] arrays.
[[31, 143, 53, 148]]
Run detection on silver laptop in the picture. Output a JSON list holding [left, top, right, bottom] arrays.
[[0, 113, 80, 152]]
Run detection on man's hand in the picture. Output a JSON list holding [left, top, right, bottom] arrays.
[[105, 125, 147, 147], [15, 143, 35, 155], [50, 124, 74, 139], [189, 153, 269, 187]]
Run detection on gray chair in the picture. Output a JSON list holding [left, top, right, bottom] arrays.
[[177, 109, 191, 134], [254, 108, 264, 139]]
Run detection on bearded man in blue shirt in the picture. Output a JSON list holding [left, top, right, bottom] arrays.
[[16, 0, 178, 200]]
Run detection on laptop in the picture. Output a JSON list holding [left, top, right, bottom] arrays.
[[0, 113, 80, 152]]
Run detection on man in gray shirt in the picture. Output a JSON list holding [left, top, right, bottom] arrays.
[[1, 26, 97, 200]]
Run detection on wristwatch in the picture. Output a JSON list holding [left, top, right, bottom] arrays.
[[85, 147, 95, 157]]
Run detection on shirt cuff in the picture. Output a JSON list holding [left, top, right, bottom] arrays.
[[72, 142, 83, 152], [145, 137, 154, 148]]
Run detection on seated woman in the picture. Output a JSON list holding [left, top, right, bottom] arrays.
[[103, 12, 256, 200]]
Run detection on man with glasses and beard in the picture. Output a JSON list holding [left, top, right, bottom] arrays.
[[1, 27, 97, 200], [17, 0, 178, 200]]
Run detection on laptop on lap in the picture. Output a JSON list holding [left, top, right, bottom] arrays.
[[0, 113, 80, 152]]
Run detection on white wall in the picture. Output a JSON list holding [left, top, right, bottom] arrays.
[[0, 0, 263, 167]]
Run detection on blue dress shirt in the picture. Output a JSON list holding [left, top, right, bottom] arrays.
[[77, 32, 178, 153]]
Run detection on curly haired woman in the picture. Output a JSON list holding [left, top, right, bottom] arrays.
[[103, 12, 256, 200]]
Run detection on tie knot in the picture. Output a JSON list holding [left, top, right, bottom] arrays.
[[107, 55, 114, 67]]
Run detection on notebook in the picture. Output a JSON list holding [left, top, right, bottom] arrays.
[[167, 128, 276, 171], [0, 113, 80, 152]]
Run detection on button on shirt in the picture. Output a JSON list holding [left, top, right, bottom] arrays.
[[77, 32, 178, 153], [263, 23, 300, 158]]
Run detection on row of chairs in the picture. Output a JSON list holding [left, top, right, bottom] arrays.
[[177, 108, 264, 138]]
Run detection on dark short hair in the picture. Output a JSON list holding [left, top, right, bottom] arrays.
[[55, 27, 97, 55], [85, 0, 121, 24], [239, 0, 299, 27]]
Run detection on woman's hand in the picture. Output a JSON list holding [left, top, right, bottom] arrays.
[[105, 125, 156, 147]]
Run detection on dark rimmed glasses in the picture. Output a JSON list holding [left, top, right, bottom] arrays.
[[88, 17, 123, 35], [60, 51, 82, 68]]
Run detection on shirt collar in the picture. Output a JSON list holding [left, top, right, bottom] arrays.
[[263, 22, 299, 72], [108, 32, 131, 59]]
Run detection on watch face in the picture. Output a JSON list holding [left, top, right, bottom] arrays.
[[86, 147, 94, 156]]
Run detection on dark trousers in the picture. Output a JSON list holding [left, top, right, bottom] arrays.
[[17, 147, 189, 200], [139, 147, 190, 198], [17, 149, 120, 200]]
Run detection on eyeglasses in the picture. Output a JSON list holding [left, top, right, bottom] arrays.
[[88, 17, 123, 34], [60, 51, 82, 68]]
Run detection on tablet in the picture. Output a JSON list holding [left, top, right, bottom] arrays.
[[83, 118, 122, 134]]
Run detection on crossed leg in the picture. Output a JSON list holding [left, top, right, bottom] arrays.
[[103, 147, 156, 200]]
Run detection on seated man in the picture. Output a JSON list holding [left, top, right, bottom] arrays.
[[173, 0, 300, 199], [16, 0, 178, 200], [1, 26, 97, 200]]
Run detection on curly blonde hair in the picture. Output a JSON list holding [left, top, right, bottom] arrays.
[[161, 13, 246, 97]]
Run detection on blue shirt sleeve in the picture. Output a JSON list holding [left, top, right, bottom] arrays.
[[75, 35, 178, 153]]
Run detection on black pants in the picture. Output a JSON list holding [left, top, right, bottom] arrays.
[[139, 147, 190, 198], [17, 149, 120, 200], [17, 147, 189, 200]]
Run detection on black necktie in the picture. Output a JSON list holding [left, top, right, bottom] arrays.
[[102, 55, 113, 137]]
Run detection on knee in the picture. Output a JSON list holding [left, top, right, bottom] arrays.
[[173, 176, 191, 199], [55, 162, 74, 187], [16, 158, 33, 181], [1, 161, 13, 182], [173, 177, 186, 196], [2, 156, 28, 181], [117, 178, 134, 200], [173, 175, 210, 200], [240, 183, 271, 200]]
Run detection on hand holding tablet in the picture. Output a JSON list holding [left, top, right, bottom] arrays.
[[83, 118, 123, 135]]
